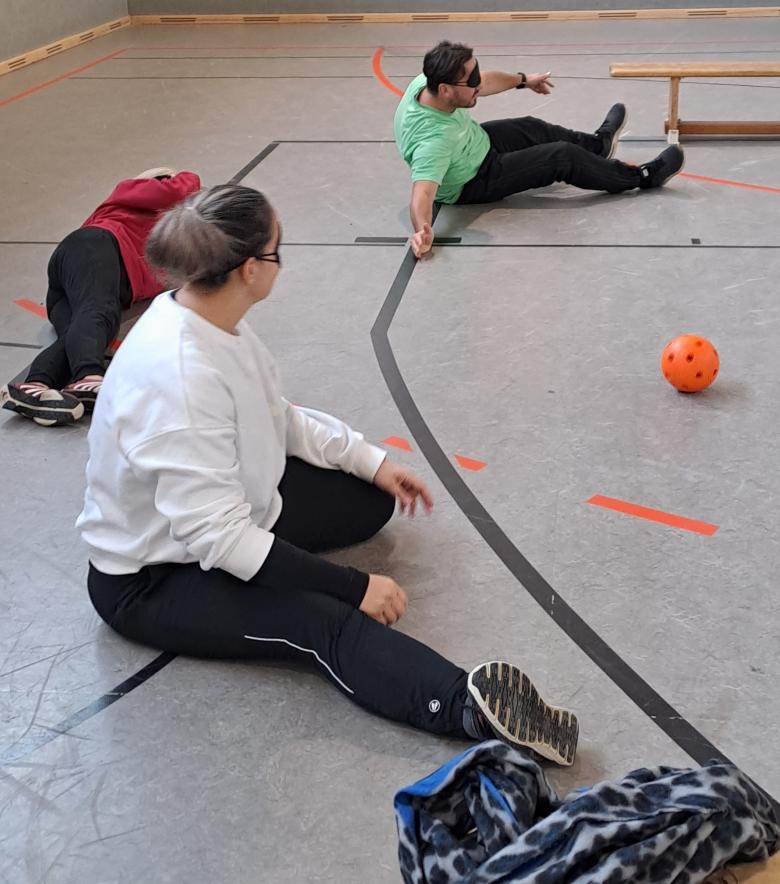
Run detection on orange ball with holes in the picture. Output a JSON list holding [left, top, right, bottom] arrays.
[[660, 334, 719, 393]]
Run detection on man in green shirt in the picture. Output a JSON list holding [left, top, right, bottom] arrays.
[[394, 41, 684, 258]]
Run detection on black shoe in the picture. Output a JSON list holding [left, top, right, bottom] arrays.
[[63, 377, 102, 412], [639, 145, 685, 189], [1, 382, 84, 426], [595, 103, 627, 159], [467, 662, 579, 766]]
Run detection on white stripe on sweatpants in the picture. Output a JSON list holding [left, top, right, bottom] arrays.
[[243, 634, 354, 695]]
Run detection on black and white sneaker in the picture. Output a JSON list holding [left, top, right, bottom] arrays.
[[63, 377, 102, 412], [1, 382, 84, 426], [467, 662, 579, 766], [639, 145, 685, 189], [596, 103, 627, 159]]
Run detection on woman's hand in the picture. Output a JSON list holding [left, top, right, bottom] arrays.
[[374, 460, 434, 517], [359, 574, 408, 626]]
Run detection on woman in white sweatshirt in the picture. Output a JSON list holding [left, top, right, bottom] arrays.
[[78, 183, 579, 766]]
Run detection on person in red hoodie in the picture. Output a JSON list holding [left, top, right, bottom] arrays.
[[1, 168, 201, 426]]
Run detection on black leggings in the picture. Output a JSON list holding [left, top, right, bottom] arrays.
[[27, 227, 131, 388], [88, 457, 470, 738], [458, 116, 641, 203]]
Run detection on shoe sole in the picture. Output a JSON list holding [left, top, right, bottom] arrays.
[[1, 386, 84, 425], [467, 662, 579, 766], [606, 109, 628, 160], [67, 394, 97, 413]]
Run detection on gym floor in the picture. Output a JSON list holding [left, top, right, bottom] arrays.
[[1, 16, 778, 883]]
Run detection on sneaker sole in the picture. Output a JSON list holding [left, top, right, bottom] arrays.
[[1, 387, 84, 425], [467, 662, 579, 766], [606, 110, 628, 160]]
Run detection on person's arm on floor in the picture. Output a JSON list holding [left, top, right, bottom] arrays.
[[108, 171, 202, 213], [479, 71, 554, 97], [407, 139, 452, 258], [409, 180, 437, 258]]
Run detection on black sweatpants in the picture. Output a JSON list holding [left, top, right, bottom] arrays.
[[27, 227, 131, 388], [457, 116, 641, 204], [88, 457, 470, 738]]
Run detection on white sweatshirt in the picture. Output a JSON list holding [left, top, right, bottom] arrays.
[[77, 292, 386, 580]]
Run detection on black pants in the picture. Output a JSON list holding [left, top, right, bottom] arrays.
[[27, 227, 131, 388], [457, 116, 641, 203], [88, 457, 470, 738]]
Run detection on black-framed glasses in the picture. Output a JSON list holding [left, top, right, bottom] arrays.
[[230, 224, 283, 271], [447, 60, 481, 89], [258, 222, 282, 267]]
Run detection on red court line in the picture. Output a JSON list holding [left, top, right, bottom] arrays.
[[588, 494, 719, 535], [0, 50, 126, 109], [14, 299, 47, 319], [454, 455, 488, 472], [372, 48, 403, 97], [383, 436, 413, 451], [679, 172, 780, 195]]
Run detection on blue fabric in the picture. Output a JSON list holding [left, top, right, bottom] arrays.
[[394, 741, 779, 883]]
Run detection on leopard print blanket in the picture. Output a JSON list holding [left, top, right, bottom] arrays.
[[394, 741, 779, 883]]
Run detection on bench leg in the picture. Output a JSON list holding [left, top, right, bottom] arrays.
[[667, 77, 680, 143]]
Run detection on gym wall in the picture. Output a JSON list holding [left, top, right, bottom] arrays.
[[0, 0, 128, 61], [127, 0, 779, 13]]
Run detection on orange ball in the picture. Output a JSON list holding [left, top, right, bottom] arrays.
[[660, 334, 719, 393]]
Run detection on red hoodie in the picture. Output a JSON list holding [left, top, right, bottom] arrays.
[[81, 171, 201, 302]]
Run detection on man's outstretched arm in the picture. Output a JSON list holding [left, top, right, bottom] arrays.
[[479, 71, 554, 97], [409, 180, 438, 258]]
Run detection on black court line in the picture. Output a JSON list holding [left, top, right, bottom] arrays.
[[370, 212, 780, 819], [182, 241, 779, 249], [285, 242, 404, 247], [277, 139, 395, 143], [0, 341, 42, 350], [356, 236, 462, 244], [229, 142, 280, 184], [0, 653, 175, 766], [0, 146, 279, 767], [440, 243, 780, 249]]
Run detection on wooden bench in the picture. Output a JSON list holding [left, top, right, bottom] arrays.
[[609, 62, 780, 141]]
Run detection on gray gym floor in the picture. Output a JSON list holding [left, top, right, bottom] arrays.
[[1, 17, 779, 883]]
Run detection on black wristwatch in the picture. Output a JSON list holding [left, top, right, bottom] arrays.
[[516, 72, 527, 89]]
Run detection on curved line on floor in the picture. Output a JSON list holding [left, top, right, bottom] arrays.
[[370, 225, 779, 818], [372, 48, 404, 97]]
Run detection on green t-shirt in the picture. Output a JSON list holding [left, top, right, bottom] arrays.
[[394, 73, 490, 204]]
